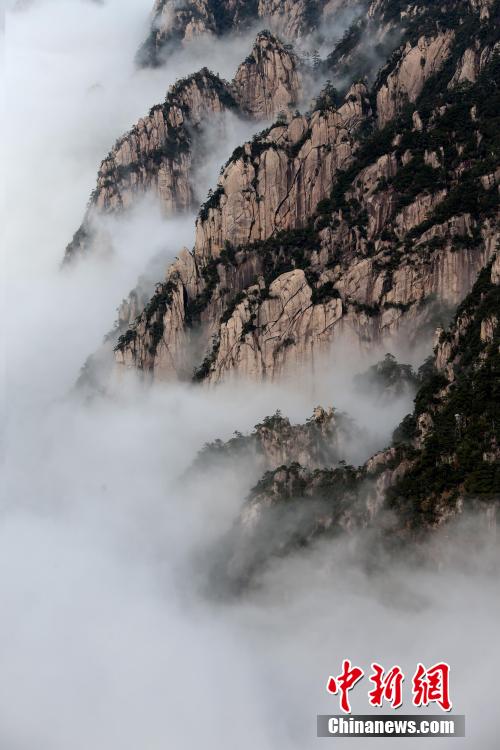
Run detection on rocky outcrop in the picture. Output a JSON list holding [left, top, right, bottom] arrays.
[[300, 0, 499, 99], [353, 352, 418, 398], [64, 32, 302, 262], [194, 83, 370, 263], [113, 84, 372, 377], [203, 225, 496, 383], [386, 254, 500, 522], [137, 0, 359, 67], [469, 0, 496, 20], [193, 406, 358, 473], [210, 269, 345, 381], [326, 0, 499, 121], [137, 0, 257, 66], [73, 0, 500, 583], [450, 15, 500, 88], [450, 44, 491, 86], [218, 463, 365, 587], [376, 32, 455, 128], [232, 30, 302, 120], [208, 432, 415, 588]]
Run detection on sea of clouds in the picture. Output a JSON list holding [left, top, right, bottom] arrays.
[[1, 2, 499, 748]]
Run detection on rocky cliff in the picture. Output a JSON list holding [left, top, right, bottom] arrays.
[[326, 0, 499, 93], [386, 253, 500, 527], [115, 3, 500, 383], [113, 82, 372, 378], [64, 32, 302, 262], [137, 0, 361, 67]]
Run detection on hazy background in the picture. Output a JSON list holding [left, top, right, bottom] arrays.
[[1, 2, 499, 748]]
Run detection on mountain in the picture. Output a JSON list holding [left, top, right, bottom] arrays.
[[70, 0, 498, 562], [193, 406, 359, 474], [137, 0, 361, 67], [114, 81, 371, 379], [113, 0, 499, 383], [64, 31, 302, 262], [209, 253, 499, 586]]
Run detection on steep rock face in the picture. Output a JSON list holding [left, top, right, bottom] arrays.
[[386, 256, 500, 526], [105, 0, 500, 587], [194, 84, 370, 263], [449, 43, 496, 86], [376, 32, 455, 128], [114, 84, 372, 378], [469, 0, 496, 20], [138, 0, 257, 65], [210, 270, 345, 381], [327, 0, 498, 106], [94, 71, 226, 217], [64, 32, 302, 262], [232, 30, 303, 119], [115, 33, 500, 383], [138, 0, 358, 67], [253, 406, 354, 468], [115, 249, 198, 379], [204, 224, 497, 383], [112, 0, 500, 384]]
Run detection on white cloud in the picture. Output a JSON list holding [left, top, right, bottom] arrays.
[[1, 2, 498, 749]]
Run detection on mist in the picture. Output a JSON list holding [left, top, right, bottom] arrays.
[[1, 2, 499, 749]]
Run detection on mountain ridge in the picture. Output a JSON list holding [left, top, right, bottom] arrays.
[[113, 1, 499, 384]]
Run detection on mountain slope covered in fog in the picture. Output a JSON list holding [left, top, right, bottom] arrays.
[[3, 2, 500, 748], [65, 0, 499, 536], [210, 254, 500, 586], [137, 0, 363, 67]]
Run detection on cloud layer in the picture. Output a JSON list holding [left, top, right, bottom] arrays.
[[1, 3, 499, 749]]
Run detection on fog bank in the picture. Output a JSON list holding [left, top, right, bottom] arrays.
[[1, 3, 499, 749]]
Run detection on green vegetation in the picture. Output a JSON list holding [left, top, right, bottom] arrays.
[[388, 261, 500, 523], [185, 259, 221, 324], [354, 353, 419, 398], [114, 280, 176, 356], [241, 316, 257, 338], [390, 158, 445, 210], [313, 81, 340, 113], [115, 328, 137, 352], [198, 187, 225, 221], [311, 282, 341, 305], [193, 334, 220, 382], [220, 291, 246, 325]]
